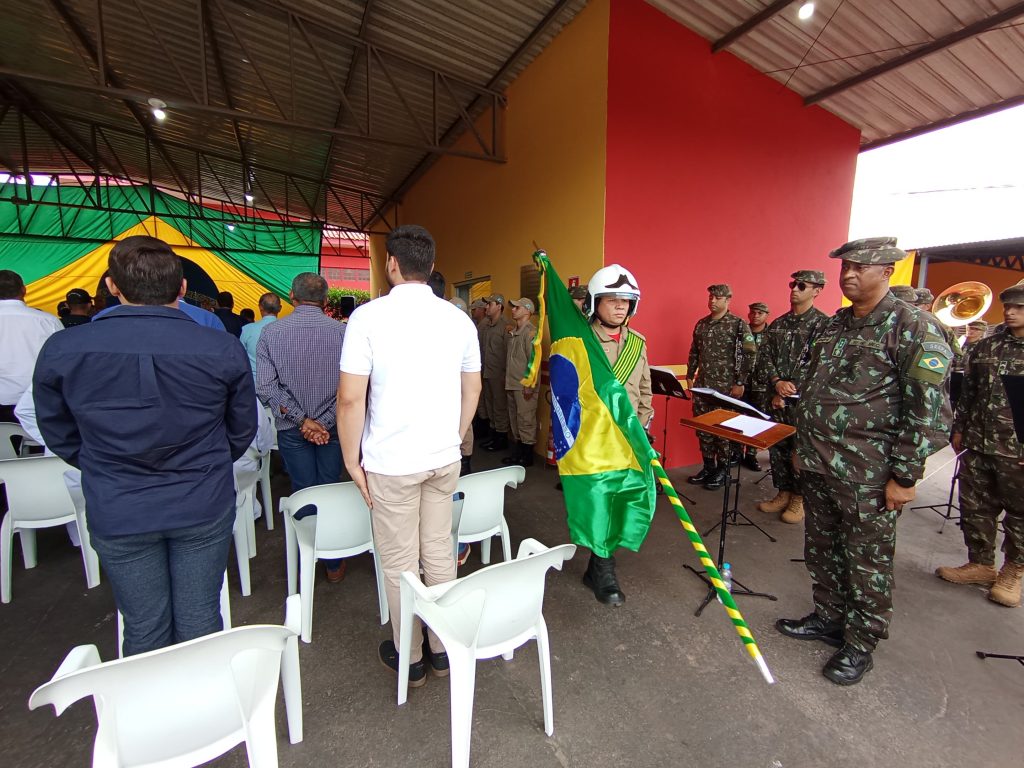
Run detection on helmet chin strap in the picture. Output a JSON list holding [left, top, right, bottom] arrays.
[[596, 317, 624, 330]]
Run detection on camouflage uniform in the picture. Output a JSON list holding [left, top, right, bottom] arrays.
[[758, 293, 830, 494], [795, 239, 951, 653], [688, 289, 756, 462], [744, 302, 771, 412], [952, 322, 1024, 567]]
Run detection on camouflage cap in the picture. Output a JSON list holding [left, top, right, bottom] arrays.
[[748, 302, 769, 313], [707, 284, 732, 298], [829, 237, 906, 265], [510, 297, 535, 313], [967, 320, 989, 331], [915, 288, 935, 304], [485, 293, 505, 305], [890, 285, 919, 302], [1000, 284, 1024, 305], [570, 285, 589, 300], [791, 269, 827, 286], [469, 299, 487, 310]]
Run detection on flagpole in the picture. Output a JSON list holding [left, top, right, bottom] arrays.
[[652, 457, 775, 684]]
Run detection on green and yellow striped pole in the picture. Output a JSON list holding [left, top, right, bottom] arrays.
[[652, 457, 775, 684]]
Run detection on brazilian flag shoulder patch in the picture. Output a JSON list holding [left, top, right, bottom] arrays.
[[910, 342, 950, 383]]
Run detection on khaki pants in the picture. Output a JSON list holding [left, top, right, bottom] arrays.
[[506, 389, 538, 444], [482, 376, 509, 432], [367, 461, 460, 662]]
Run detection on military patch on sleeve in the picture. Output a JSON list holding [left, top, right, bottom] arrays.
[[909, 345, 950, 383]]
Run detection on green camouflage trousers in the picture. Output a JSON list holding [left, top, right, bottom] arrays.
[[692, 396, 731, 463], [958, 449, 1024, 566], [767, 402, 800, 493], [802, 470, 897, 653]]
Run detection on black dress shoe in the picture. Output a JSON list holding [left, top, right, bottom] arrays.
[[775, 613, 843, 646], [703, 467, 727, 490], [822, 644, 874, 686], [741, 455, 762, 472], [582, 554, 625, 606], [484, 433, 508, 452], [688, 465, 713, 485]]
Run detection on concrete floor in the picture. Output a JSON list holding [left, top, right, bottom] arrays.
[[2, 444, 1022, 768]]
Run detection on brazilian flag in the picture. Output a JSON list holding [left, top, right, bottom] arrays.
[[521, 251, 657, 557]]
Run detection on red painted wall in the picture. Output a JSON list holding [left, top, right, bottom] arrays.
[[605, 1, 861, 468]]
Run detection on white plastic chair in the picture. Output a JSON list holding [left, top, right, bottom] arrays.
[[233, 461, 261, 596], [259, 405, 277, 531], [281, 481, 388, 642], [0, 423, 31, 459], [453, 465, 525, 565], [0, 456, 100, 603], [398, 538, 576, 768], [117, 572, 233, 658], [31, 594, 304, 768]]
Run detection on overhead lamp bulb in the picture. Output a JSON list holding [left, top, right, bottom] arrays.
[[798, 2, 815, 20], [244, 192, 255, 203], [147, 97, 167, 121]]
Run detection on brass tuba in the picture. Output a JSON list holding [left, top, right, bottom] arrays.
[[930, 281, 992, 327]]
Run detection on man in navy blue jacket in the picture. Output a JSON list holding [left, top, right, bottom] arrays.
[[33, 236, 257, 655]]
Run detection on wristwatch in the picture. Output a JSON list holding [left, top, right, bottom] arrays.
[[892, 476, 916, 489]]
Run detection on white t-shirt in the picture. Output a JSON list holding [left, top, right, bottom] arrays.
[[0, 299, 64, 405], [340, 283, 481, 475]]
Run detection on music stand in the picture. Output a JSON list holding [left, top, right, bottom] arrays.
[[910, 451, 963, 533], [679, 408, 795, 616], [976, 374, 1024, 668], [650, 367, 695, 506]]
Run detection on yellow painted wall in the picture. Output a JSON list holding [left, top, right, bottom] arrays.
[[394, 0, 610, 299]]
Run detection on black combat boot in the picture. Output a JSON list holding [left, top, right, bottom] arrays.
[[822, 644, 874, 686], [479, 428, 496, 450], [582, 553, 625, 606], [775, 613, 843, 647], [741, 449, 761, 472], [500, 443, 522, 465], [728, 450, 741, 467], [704, 463, 727, 490], [484, 431, 508, 452], [518, 444, 535, 467], [688, 460, 715, 485], [460, 456, 472, 476]]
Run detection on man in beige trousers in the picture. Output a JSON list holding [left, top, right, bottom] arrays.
[[338, 225, 481, 688]]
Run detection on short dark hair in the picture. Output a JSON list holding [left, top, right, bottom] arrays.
[[258, 292, 282, 314], [108, 236, 183, 305], [216, 291, 234, 309], [57, 301, 70, 318], [239, 308, 255, 322], [291, 272, 328, 304], [386, 225, 435, 282], [0, 270, 25, 300], [427, 270, 446, 298]]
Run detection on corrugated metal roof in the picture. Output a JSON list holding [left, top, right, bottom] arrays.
[[0, 0, 585, 229], [646, 0, 1024, 148]]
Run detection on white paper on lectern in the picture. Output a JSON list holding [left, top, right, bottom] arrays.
[[689, 387, 771, 419], [720, 414, 775, 437]]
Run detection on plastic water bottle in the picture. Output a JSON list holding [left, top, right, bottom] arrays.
[[717, 562, 733, 603]]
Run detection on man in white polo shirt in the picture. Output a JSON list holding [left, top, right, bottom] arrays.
[[337, 224, 482, 688]]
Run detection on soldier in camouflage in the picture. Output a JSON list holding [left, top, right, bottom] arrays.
[[935, 285, 1024, 607], [776, 238, 951, 686], [686, 284, 757, 490], [914, 286, 964, 378], [950, 320, 986, 412], [755, 270, 830, 524], [738, 301, 770, 471]]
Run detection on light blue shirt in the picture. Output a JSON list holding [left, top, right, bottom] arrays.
[[240, 314, 277, 376]]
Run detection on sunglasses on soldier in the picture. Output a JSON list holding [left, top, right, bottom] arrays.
[[789, 281, 810, 291]]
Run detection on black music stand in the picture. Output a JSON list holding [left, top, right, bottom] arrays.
[[910, 451, 963, 533], [679, 408, 793, 617], [650, 367, 695, 506], [976, 375, 1024, 668]]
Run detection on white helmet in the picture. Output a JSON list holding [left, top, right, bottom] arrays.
[[584, 264, 641, 320]]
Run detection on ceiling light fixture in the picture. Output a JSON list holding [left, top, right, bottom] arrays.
[[147, 97, 167, 121], [244, 192, 255, 203], [798, 2, 815, 20]]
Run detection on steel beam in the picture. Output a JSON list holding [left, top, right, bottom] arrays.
[[806, 2, 1024, 105], [712, 0, 797, 54]]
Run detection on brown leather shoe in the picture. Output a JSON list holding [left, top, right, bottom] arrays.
[[757, 490, 791, 514], [326, 560, 348, 583], [988, 562, 1024, 607], [935, 562, 997, 585]]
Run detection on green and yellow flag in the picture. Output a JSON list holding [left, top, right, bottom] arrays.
[[522, 251, 657, 557]]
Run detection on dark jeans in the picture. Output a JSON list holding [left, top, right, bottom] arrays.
[[90, 506, 234, 656], [277, 426, 343, 570]]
